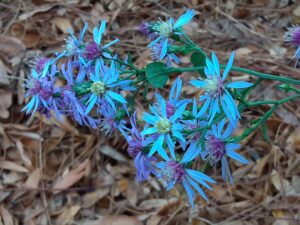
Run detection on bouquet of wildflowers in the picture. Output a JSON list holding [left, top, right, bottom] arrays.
[[22, 9, 300, 207]]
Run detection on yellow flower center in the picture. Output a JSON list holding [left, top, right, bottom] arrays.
[[156, 21, 173, 37], [155, 118, 171, 134], [90, 81, 106, 95]]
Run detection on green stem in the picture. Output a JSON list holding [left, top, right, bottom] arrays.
[[232, 105, 278, 143], [244, 93, 300, 106], [166, 65, 300, 86], [228, 66, 300, 86], [200, 161, 210, 173]]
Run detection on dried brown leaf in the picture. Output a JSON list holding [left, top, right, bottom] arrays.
[[0, 60, 9, 85], [99, 145, 127, 162], [90, 216, 143, 225], [56, 205, 80, 225], [0, 35, 25, 58], [53, 159, 90, 193], [16, 140, 32, 168], [18, 4, 55, 20], [82, 187, 110, 208], [0, 90, 12, 119], [0, 205, 14, 225], [0, 161, 29, 173], [24, 169, 41, 189], [52, 17, 73, 34]]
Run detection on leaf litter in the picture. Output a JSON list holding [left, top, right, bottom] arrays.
[[0, 0, 300, 225]]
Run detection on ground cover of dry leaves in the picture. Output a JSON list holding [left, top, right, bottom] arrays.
[[0, 0, 300, 225]]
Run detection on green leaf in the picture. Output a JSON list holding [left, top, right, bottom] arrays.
[[261, 122, 270, 142], [190, 51, 206, 77], [145, 62, 169, 88]]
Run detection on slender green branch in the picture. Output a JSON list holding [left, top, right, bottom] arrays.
[[244, 93, 300, 106], [228, 66, 300, 86], [166, 65, 300, 86], [231, 105, 278, 143]]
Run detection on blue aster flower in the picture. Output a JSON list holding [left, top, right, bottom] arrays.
[[22, 62, 57, 116], [64, 22, 88, 56], [83, 20, 119, 60], [141, 94, 187, 160], [190, 52, 253, 125], [125, 112, 157, 182], [284, 25, 300, 67], [203, 119, 249, 183], [150, 41, 180, 67], [60, 59, 98, 128], [156, 148, 215, 207], [62, 90, 99, 128], [85, 58, 134, 115], [99, 100, 127, 136], [184, 98, 208, 157], [155, 78, 190, 118], [146, 9, 196, 59]]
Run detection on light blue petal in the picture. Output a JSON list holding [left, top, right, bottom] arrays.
[[190, 80, 206, 88], [222, 158, 233, 184], [170, 103, 186, 122], [182, 178, 195, 208], [226, 81, 253, 89], [41, 62, 50, 78], [205, 58, 215, 75], [197, 96, 210, 117], [180, 143, 201, 163], [172, 130, 185, 142], [174, 9, 195, 29], [208, 98, 219, 124], [223, 93, 236, 120], [141, 127, 158, 135], [85, 94, 97, 115], [103, 38, 119, 49], [226, 149, 249, 164], [222, 51, 235, 81], [212, 52, 220, 77], [106, 91, 127, 103], [160, 38, 168, 60], [142, 112, 157, 125], [93, 27, 99, 44], [166, 134, 176, 160], [225, 143, 240, 151], [161, 97, 167, 118], [147, 36, 163, 47], [186, 176, 208, 201], [186, 169, 215, 184]]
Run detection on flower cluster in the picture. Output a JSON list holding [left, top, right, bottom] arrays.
[[140, 9, 195, 66], [23, 21, 134, 131], [22, 10, 298, 208]]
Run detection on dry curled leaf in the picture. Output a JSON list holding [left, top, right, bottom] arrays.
[[53, 159, 91, 193], [82, 187, 110, 208], [0, 205, 14, 225], [99, 145, 127, 162], [0, 35, 25, 58], [0, 161, 29, 173], [56, 205, 81, 225], [0, 90, 12, 119], [52, 17, 73, 34], [91, 216, 143, 225]]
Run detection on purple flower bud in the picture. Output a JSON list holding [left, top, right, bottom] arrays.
[[84, 41, 103, 60]]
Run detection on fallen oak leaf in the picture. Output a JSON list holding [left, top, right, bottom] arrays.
[[0, 161, 29, 173], [52, 159, 90, 193]]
